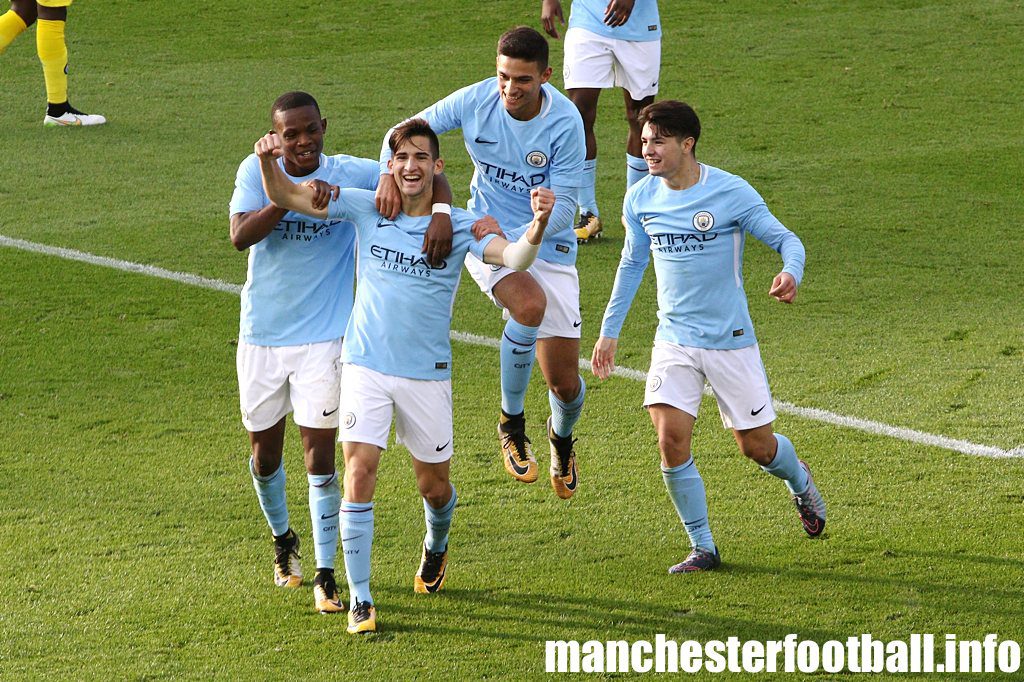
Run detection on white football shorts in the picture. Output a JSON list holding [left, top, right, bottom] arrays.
[[337, 363, 454, 464], [563, 27, 661, 100], [464, 255, 582, 339], [643, 340, 777, 430], [236, 337, 343, 432]]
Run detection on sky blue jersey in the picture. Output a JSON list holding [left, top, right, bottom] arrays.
[[327, 189, 497, 381], [380, 78, 585, 266], [600, 164, 805, 350], [229, 153, 379, 346], [568, 0, 661, 41]]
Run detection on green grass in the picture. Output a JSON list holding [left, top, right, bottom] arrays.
[[1, 0, 1023, 678]]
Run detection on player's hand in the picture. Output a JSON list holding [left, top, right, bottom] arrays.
[[591, 336, 618, 380], [531, 187, 556, 224], [302, 179, 340, 210], [423, 213, 453, 267], [541, 0, 565, 38], [472, 215, 505, 240], [375, 174, 402, 220], [603, 0, 635, 27], [254, 132, 284, 160], [769, 272, 798, 303]]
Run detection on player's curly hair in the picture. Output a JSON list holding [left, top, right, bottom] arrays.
[[497, 26, 549, 71], [639, 101, 701, 154], [389, 117, 440, 159]]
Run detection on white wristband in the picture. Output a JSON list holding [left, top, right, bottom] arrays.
[[431, 203, 452, 216]]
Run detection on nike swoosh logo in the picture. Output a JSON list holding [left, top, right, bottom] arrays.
[[435, 440, 451, 452], [323, 407, 339, 417], [474, 136, 497, 144], [572, 320, 582, 328], [511, 348, 531, 355], [507, 453, 529, 476], [321, 511, 340, 520], [751, 404, 766, 416]]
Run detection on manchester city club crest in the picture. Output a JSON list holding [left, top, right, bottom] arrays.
[[692, 211, 714, 232], [526, 150, 548, 168], [647, 375, 663, 392], [343, 412, 357, 429]]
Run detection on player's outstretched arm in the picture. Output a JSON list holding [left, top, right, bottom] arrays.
[[591, 336, 619, 379], [541, 0, 565, 38], [254, 133, 329, 220], [482, 187, 555, 270], [769, 271, 798, 303]]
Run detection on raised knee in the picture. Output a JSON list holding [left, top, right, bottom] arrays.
[[510, 292, 546, 327], [741, 442, 776, 466]]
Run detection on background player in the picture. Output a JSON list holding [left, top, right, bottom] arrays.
[[256, 118, 555, 635], [591, 100, 827, 573], [230, 91, 453, 615], [377, 27, 588, 500], [541, 0, 661, 241], [0, 0, 105, 125]]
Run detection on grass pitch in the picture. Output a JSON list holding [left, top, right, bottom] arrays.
[[1, 0, 1023, 678]]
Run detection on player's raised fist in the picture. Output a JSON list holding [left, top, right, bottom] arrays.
[[531, 187, 555, 220], [254, 132, 284, 159]]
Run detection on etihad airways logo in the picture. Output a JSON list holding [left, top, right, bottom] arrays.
[[275, 218, 343, 241], [650, 232, 717, 253], [370, 244, 447, 277], [477, 160, 546, 194]]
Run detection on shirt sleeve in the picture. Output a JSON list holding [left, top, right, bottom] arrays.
[[548, 106, 587, 189], [352, 157, 383, 191], [378, 85, 472, 174], [735, 182, 806, 286], [600, 190, 651, 338], [229, 154, 268, 216]]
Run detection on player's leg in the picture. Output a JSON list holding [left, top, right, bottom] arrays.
[[734, 425, 826, 537], [238, 341, 302, 587], [536, 336, 583, 498], [36, 0, 105, 126], [490, 270, 546, 483], [340, 441, 381, 634], [705, 344, 826, 537], [335, 362, 392, 634], [645, 342, 720, 572], [290, 338, 345, 612], [0, 0, 36, 54], [393, 375, 456, 594], [623, 90, 655, 186], [613, 37, 660, 188], [567, 88, 603, 242]]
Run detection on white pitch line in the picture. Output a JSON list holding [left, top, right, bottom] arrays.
[[3, 234, 1022, 459]]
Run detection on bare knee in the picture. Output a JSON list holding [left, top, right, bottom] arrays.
[[739, 438, 777, 466], [12, 0, 36, 24], [506, 289, 546, 327], [657, 432, 692, 468], [419, 476, 451, 508]]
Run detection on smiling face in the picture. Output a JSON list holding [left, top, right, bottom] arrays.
[[641, 121, 694, 180], [271, 104, 326, 176], [496, 55, 552, 120], [387, 135, 443, 201]]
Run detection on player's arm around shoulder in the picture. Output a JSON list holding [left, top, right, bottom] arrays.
[[254, 133, 329, 220], [229, 154, 287, 251], [480, 187, 556, 270]]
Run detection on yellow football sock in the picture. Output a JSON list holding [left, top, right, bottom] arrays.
[[36, 18, 68, 104], [0, 9, 28, 55]]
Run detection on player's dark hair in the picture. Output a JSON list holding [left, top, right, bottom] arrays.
[[639, 100, 701, 154], [390, 118, 440, 159], [270, 91, 321, 120], [497, 26, 549, 70]]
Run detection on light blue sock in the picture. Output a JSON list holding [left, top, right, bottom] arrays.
[[548, 376, 585, 439], [500, 318, 539, 415], [341, 500, 374, 605], [579, 158, 598, 215], [662, 459, 715, 552], [250, 458, 289, 537], [761, 433, 809, 495], [308, 472, 340, 570], [626, 153, 648, 187], [423, 484, 457, 552]]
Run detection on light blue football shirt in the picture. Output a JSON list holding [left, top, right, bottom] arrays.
[[379, 78, 585, 266], [230, 153, 379, 346], [600, 164, 805, 350], [568, 0, 661, 42], [327, 189, 498, 381]]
